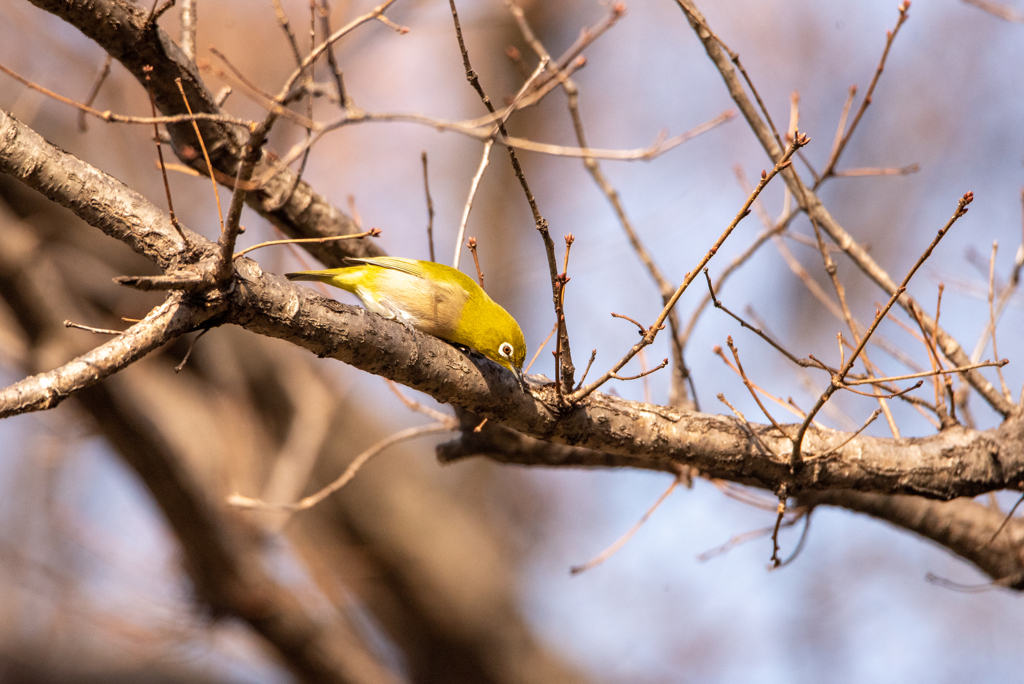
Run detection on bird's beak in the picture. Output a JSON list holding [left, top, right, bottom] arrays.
[[511, 365, 527, 392]]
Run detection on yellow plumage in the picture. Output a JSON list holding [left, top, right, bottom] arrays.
[[286, 257, 527, 388]]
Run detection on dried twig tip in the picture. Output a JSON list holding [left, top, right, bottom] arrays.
[[612, 2, 627, 18]]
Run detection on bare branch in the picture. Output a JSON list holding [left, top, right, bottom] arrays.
[[0, 295, 203, 418], [675, 0, 1015, 417], [571, 136, 808, 402]]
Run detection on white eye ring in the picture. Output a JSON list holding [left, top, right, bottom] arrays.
[[499, 342, 513, 358]]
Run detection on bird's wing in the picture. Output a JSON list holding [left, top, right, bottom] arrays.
[[343, 256, 428, 279]]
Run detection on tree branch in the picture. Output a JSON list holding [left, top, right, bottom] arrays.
[[230, 262, 1024, 500], [27, 0, 383, 267], [674, 0, 1017, 418], [0, 294, 202, 417]]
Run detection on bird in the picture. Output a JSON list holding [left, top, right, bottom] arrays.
[[286, 257, 527, 389]]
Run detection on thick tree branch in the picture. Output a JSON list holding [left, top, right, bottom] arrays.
[[4, 102, 1023, 583], [4, 2, 1024, 613], [26, 0, 382, 267], [443, 417, 1024, 588], [229, 264, 1024, 500], [0, 109, 198, 268]]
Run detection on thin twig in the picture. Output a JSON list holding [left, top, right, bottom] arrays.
[[270, 0, 301, 66], [78, 55, 113, 132], [217, 126, 269, 280], [571, 135, 808, 403], [278, 0, 401, 100], [575, 350, 597, 391], [907, 288, 954, 427], [777, 509, 813, 569], [816, 409, 882, 459], [233, 228, 380, 258], [273, 108, 734, 175], [63, 320, 123, 336], [726, 336, 791, 438], [987, 492, 1024, 544], [699, 523, 778, 562], [174, 328, 209, 372], [228, 423, 452, 513], [452, 139, 493, 269], [791, 191, 974, 471], [705, 269, 831, 372], [422, 151, 435, 262], [143, 66, 187, 246], [682, 208, 792, 345], [386, 380, 456, 425], [570, 472, 682, 575], [818, 2, 911, 182], [525, 322, 557, 374], [769, 495, 787, 568], [175, 79, 225, 233], [318, 0, 350, 107], [840, 360, 1007, 386], [0, 64, 253, 127], [962, 0, 1024, 23], [449, 0, 575, 391], [832, 164, 919, 178], [467, 237, 484, 289], [828, 84, 857, 169], [988, 241, 1013, 400], [451, 55, 549, 270], [718, 393, 774, 457], [713, 345, 827, 428], [808, 217, 898, 436], [610, 358, 668, 383]]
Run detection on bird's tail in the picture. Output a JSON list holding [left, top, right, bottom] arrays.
[[285, 270, 333, 282], [284, 267, 363, 295]]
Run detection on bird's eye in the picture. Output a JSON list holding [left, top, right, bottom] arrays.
[[499, 342, 513, 358]]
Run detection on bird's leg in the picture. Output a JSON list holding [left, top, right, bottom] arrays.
[[378, 298, 416, 331]]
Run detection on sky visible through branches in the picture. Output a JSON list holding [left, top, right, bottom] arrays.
[[0, 0, 1023, 682]]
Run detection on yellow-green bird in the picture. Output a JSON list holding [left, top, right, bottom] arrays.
[[286, 257, 528, 389]]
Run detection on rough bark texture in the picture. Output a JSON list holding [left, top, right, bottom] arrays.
[[2, 0, 1024, 681]]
